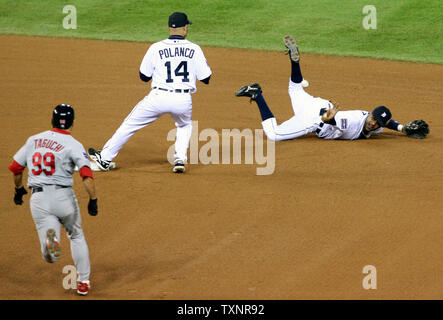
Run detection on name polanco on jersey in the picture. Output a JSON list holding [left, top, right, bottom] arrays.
[[158, 47, 195, 60]]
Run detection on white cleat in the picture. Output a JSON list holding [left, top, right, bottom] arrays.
[[75, 160, 116, 172], [87, 148, 115, 171], [172, 160, 186, 173], [77, 280, 90, 296]]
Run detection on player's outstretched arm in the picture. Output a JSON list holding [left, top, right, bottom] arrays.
[[79, 167, 98, 216], [386, 119, 429, 139]]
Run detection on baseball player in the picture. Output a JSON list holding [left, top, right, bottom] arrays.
[[236, 35, 429, 140], [89, 11, 212, 173], [8, 104, 98, 296]]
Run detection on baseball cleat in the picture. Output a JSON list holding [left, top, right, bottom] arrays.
[[283, 35, 300, 62], [172, 160, 186, 173], [75, 161, 116, 172], [235, 83, 262, 101], [77, 280, 90, 296], [88, 148, 111, 171], [45, 229, 61, 263], [88, 160, 116, 172]]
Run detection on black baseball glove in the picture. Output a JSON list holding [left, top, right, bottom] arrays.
[[14, 186, 28, 205], [88, 198, 98, 216], [404, 120, 429, 139]]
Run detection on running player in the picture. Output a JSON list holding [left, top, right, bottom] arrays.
[[8, 104, 98, 296]]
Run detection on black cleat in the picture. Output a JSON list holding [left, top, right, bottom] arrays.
[[235, 83, 262, 101], [88, 148, 111, 171]]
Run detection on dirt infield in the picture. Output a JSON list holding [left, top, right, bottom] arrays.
[[0, 35, 442, 300]]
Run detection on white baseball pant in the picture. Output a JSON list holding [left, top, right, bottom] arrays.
[[100, 89, 193, 163], [30, 186, 90, 282], [261, 80, 332, 141]]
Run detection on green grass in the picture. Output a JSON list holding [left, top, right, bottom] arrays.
[[0, 0, 442, 64]]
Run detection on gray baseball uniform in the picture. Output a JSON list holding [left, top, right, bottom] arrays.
[[12, 128, 91, 282]]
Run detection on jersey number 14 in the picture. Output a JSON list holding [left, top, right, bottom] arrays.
[[165, 61, 189, 83]]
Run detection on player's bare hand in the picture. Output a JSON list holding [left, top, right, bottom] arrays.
[[13, 186, 27, 205], [322, 105, 340, 122], [88, 198, 98, 216]]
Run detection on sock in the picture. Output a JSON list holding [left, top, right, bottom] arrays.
[[255, 92, 274, 121], [290, 60, 303, 83]]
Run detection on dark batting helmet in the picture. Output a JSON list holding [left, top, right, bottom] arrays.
[[52, 104, 75, 129]]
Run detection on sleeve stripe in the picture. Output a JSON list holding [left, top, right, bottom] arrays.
[[79, 166, 94, 179], [8, 160, 26, 175]]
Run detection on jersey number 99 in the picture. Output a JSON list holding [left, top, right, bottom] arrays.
[[165, 61, 189, 83], [31, 152, 55, 176]]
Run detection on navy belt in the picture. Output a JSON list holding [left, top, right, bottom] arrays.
[[153, 87, 190, 93], [316, 122, 325, 134], [31, 185, 69, 194]]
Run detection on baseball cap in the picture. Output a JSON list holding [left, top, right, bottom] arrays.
[[168, 12, 192, 28], [372, 106, 391, 127]]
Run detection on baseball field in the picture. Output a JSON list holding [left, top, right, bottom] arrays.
[[0, 0, 442, 300]]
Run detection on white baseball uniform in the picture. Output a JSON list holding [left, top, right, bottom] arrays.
[[261, 80, 383, 141], [317, 110, 383, 140], [99, 36, 212, 164], [9, 128, 92, 282]]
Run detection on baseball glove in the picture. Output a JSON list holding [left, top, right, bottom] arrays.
[[13, 186, 28, 205], [88, 198, 98, 216], [404, 120, 429, 139]]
